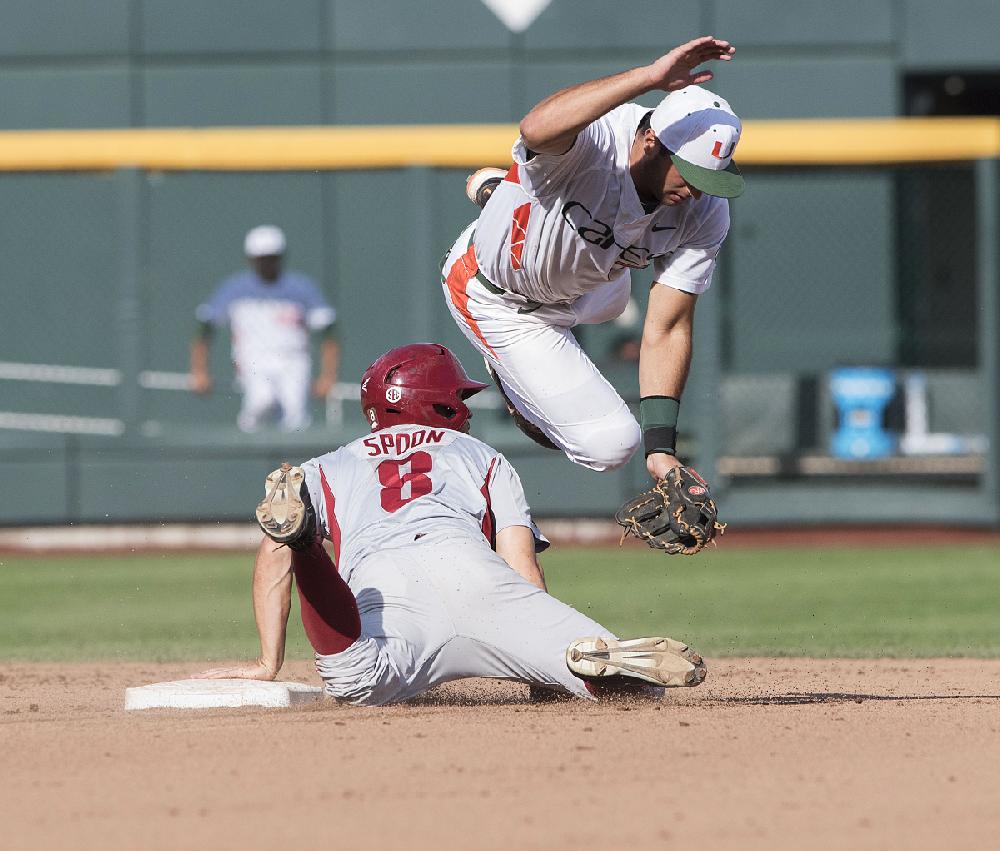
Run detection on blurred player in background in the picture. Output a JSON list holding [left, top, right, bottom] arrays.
[[441, 37, 743, 489], [189, 225, 339, 432], [198, 343, 705, 704]]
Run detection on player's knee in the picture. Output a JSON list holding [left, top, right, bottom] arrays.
[[570, 412, 640, 472]]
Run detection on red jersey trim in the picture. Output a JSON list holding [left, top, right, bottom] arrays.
[[480, 457, 498, 550], [319, 467, 342, 564]]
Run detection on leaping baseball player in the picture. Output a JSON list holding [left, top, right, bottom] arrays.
[[198, 343, 705, 703], [441, 37, 741, 553]]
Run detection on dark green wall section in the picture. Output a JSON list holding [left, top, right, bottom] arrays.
[[0, 69, 132, 129], [727, 172, 896, 372], [329, 1, 511, 52], [142, 64, 325, 126], [0, 1, 131, 56], [1, 174, 123, 368], [141, 0, 324, 54], [2, 0, 994, 130], [718, 0, 894, 45], [901, 1, 1000, 67]]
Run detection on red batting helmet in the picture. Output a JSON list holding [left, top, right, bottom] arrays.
[[360, 343, 489, 432]]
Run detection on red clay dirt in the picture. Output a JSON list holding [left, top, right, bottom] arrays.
[[3, 658, 999, 850]]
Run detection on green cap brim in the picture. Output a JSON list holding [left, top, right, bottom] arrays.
[[670, 153, 745, 199]]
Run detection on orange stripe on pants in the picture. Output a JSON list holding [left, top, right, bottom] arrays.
[[444, 243, 499, 359]]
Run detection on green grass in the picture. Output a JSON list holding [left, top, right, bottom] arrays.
[[1, 545, 998, 661], [547, 545, 1000, 658], [0, 553, 311, 663]]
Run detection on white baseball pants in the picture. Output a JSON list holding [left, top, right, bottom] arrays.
[[313, 534, 614, 705], [442, 222, 640, 471], [236, 353, 311, 432]]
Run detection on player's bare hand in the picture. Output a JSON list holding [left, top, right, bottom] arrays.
[[646, 36, 735, 93], [312, 374, 335, 399], [190, 371, 213, 395], [647, 451, 683, 481], [193, 659, 277, 681]]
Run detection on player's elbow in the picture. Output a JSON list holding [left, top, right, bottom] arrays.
[[519, 116, 573, 157], [519, 115, 544, 151]]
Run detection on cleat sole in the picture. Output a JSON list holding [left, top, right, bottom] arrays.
[[255, 463, 307, 542], [566, 636, 707, 689]]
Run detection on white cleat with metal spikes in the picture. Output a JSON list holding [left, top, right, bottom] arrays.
[[566, 636, 707, 688], [256, 462, 308, 543]]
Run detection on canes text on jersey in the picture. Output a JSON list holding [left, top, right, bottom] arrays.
[[363, 428, 446, 457]]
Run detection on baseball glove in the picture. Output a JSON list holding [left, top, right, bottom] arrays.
[[615, 466, 723, 555]]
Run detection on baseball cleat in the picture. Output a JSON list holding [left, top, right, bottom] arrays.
[[566, 636, 707, 688], [465, 167, 507, 209], [256, 463, 314, 546]]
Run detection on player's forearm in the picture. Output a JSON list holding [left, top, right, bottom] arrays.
[[189, 337, 210, 374], [520, 65, 655, 155], [251, 538, 293, 677], [638, 321, 692, 399], [508, 553, 547, 591], [639, 285, 697, 398], [496, 526, 547, 591], [319, 338, 339, 382]]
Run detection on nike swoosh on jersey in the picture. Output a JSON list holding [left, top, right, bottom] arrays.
[[651, 224, 677, 232]]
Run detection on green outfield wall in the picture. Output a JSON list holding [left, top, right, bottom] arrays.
[[1, 1, 998, 526]]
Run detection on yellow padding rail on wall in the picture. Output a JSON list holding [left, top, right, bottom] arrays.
[[0, 117, 997, 171]]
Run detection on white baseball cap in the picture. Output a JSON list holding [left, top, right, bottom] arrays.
[[244, 225, 286, 257], [650, 86, 744, 199]]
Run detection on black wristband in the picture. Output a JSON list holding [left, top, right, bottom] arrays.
[[640, 396, 680, 458], [643, 426, 677, 458]]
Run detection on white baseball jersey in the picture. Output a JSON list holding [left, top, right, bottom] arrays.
[[196, 270, 335, 367], [301, 424, 547, 577], [472, 103, 731, 305]]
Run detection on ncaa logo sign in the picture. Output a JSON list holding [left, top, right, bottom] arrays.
[[385, 387, 402, 404]]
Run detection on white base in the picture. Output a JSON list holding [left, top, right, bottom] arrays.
[[124, 678, 324, 711]]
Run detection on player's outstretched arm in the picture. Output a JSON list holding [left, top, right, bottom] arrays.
[[496, 525, 547, 591], [520, 36, 734, 156], [194, 537, 293, 680], [639, 285, 699, 480]]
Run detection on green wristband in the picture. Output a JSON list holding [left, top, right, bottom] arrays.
[[640, 396, 680, 457]]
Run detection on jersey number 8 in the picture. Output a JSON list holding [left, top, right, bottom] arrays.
[[378, 451, 433, 513]]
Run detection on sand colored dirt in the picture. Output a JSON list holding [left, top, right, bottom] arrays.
[[3, 658, 999, 850]]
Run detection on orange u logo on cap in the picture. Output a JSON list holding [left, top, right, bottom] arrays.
[[711, 139, 736, 160]]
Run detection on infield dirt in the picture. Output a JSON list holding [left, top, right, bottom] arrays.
[[3, 658, 998, 850]]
